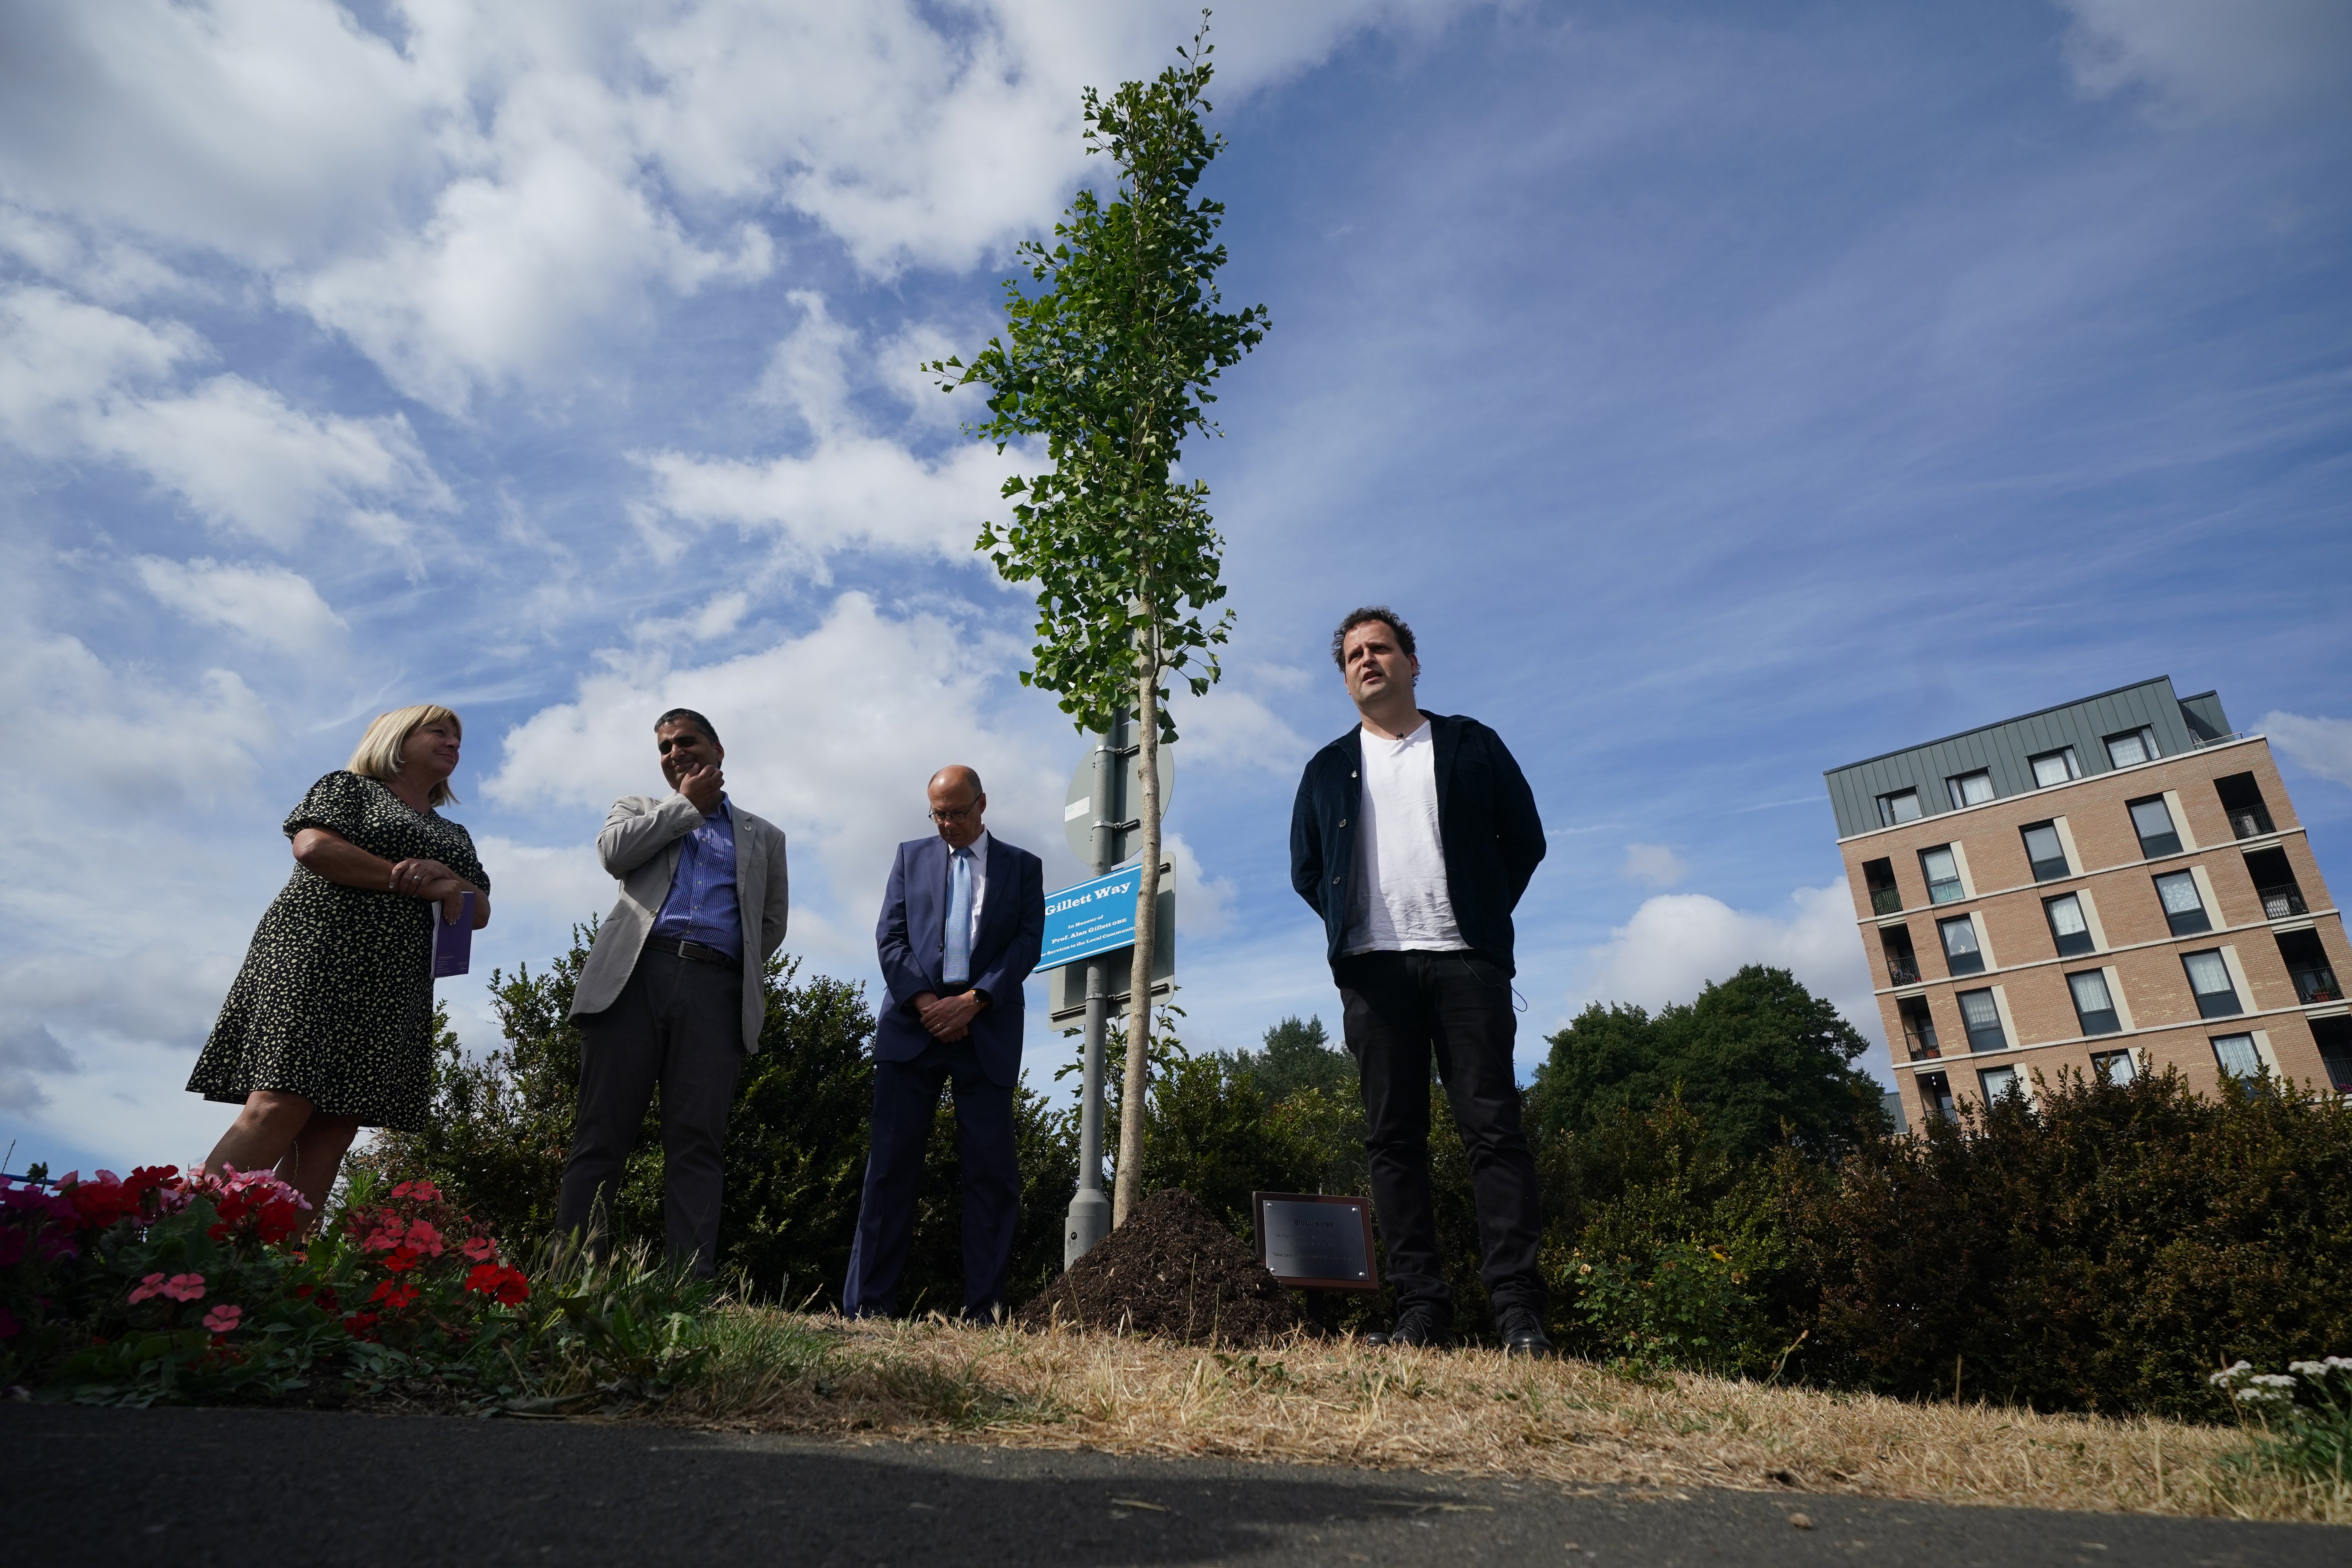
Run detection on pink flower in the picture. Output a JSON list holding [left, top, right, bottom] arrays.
[[160, 1272, 205, 1302], [128, 1271, 169, 1304], [460, 1236, 497, 1262], [201, 1303, 242, 1333], [403, 1219, 445, 1256]]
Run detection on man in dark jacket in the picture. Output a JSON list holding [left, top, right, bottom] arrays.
[[1290, 607, 1551, 1355]]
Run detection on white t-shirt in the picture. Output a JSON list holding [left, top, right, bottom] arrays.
[[1342, 720, 1466, 954]]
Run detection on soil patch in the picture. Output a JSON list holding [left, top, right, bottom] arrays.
[[1016, 1189, 1305, 1344]]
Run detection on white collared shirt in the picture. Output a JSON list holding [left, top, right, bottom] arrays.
[[1342, 721, 1465, 954]]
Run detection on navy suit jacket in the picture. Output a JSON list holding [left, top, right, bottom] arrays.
[[874, 833, 1045, 1087]]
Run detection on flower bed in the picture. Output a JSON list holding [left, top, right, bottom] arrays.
[[1, 1164, 552, 1405]]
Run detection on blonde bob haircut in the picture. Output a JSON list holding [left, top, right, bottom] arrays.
[[348, 705, 464, 807]]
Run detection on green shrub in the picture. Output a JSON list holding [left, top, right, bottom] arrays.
[[358, 933, 1074, 1312], [1789, 1067, 2352, 1417]]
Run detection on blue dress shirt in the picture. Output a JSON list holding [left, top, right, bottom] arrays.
[[649, 796, 742, 960]]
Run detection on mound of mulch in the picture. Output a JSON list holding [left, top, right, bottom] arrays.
[[1016, 1189, 1306, 1345]]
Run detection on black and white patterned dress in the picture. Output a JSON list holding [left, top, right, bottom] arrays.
[[187, 771, 490, 1131]]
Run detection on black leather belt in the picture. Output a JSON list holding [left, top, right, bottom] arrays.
[[644, 936, 742, 970]]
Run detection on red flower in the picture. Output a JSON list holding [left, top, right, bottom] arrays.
[[460, 1235, 498, 1262], [390, 1178, 443, 1203], [368, 1279, 419, 1312], [464, 1263, 530, 1305], [381, 1247, 421, 1274]]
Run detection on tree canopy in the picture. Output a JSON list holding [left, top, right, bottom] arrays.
[[1526, 965, 1885, 1160], [1230, 1014, 1356, 1103]]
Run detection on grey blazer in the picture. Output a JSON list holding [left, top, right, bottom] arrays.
[[568, 792, 789, 1053]]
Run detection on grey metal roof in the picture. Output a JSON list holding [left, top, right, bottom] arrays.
[[1822, 677, 2234, 840]]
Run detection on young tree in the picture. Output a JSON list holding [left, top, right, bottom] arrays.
[[932, 16, 1267, 1225]]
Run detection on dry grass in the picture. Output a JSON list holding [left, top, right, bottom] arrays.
[[655, 1311, 2350, 1526]]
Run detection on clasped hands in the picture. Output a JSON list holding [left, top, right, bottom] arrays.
[[911, 989, 986, 1042], [388, 857, 475, 925]]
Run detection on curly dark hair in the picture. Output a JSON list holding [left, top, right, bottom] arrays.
[[1330, 606, 1416, 668]]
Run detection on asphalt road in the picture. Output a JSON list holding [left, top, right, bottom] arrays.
[[4, 1403, 2339, 1567]]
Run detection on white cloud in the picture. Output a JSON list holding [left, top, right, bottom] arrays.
[[0, 287, 448, 547], [2260, 710, 2352, 789], [134, 557, 348, 657], [1569, 884, 1879, 1050], [635, 294, 1022, 572], [1166, 686, 1316, 776], [1620, 841, 1688, 888], [0, 1, 1490, 408], [2058, 0, 2352, 120], [485, 591, 1071, 975]]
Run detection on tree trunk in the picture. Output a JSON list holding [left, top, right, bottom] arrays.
[[1113, 619, 1162, 1227]]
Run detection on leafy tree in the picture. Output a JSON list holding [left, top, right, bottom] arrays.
[[933, 17, 1267, 1224], [1231, 1014, 1356, 1103], [1528, 965, 1884, 1161]]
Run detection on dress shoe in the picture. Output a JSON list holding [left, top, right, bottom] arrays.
[[1365, 1305, 1448, 1348], [1496, 1305, 1555, 1358]]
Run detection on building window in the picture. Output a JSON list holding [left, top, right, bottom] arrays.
[[2214, 772, 2274, 840], [2276, 929, 2343, 1005], [2091, 1049, 2136, 1086], [1947, 770, 1995, 809], [2244, 846, 2306, 919], [1978, 1064, 2023, 1103], [1918, 1071, 1957, 1121], [1920, 846, 1964, 904], [1878, 788, 1922, 828], [1938, 915, 1985, 976], [2210, 1032, 2263, 1079], [2020, 821, 2071, 881], [2182, 950, 2242, 1018], [2153, 870, 2211, 936], [1957, 987, 2007, 1052], [2128, 795, 2183, 858], [2044, 893, 2095, 957], [2030, 747, 2080, 788], [2106, 727, 2159, 768], [2313, 1017, 2352, 1095], [2068, 970, 2121, 1035], [1897, 995, 1939, 1059], [1880, 924, 1921, 986], [1862, 857, 1902, 916]]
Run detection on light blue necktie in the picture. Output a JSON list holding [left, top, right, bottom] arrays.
[[942, 846, 973, 985]]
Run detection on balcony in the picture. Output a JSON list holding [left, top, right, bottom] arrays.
[[2259, 883, 2310, 920], [2229, 806, 2276, 840], [2294, 965, 2344, 1005], [1871, 886, 1904, 916], [1902, 1027, 1940, 1060], [1887, 954, 1920, 985]]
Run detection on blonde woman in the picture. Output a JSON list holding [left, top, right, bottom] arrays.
[[188, 706, 492, 1214]]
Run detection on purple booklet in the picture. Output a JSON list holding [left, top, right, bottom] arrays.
[[432, 892, 475, 978]]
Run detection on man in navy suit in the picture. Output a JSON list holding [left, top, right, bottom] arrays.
[[844, 764, 1045, 1319]]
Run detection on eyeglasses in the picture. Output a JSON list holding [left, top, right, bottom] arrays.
[[929, 802, 980, 824]]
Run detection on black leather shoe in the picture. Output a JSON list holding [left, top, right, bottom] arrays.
[[1497, 1306, 1555, 1359], [1365, 1305, 1448, 1348]]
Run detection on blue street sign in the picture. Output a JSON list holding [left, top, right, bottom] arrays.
[[1040, 864, 1152, 972]]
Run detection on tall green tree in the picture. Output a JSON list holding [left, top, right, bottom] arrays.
[[932, 15, 1267, 1226], [1527, 964, 1886, 1161]]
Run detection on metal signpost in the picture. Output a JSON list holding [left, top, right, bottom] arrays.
[[1052, 711, 1174, 1267]]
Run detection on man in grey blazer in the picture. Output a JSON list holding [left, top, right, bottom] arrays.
[[555, 708, 789, 1277]]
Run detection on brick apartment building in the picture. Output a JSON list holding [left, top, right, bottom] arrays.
[[1825, 678, 2351, 1127]]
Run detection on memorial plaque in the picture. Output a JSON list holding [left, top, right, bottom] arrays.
[[1252, 1192, 1378, 1291]]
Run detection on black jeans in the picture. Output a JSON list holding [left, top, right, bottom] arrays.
[[1336, 949, 1544, 1322], [555, 949, 744, 1278]]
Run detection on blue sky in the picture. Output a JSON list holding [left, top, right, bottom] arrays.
[[4, 0, 2349, 1176]]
